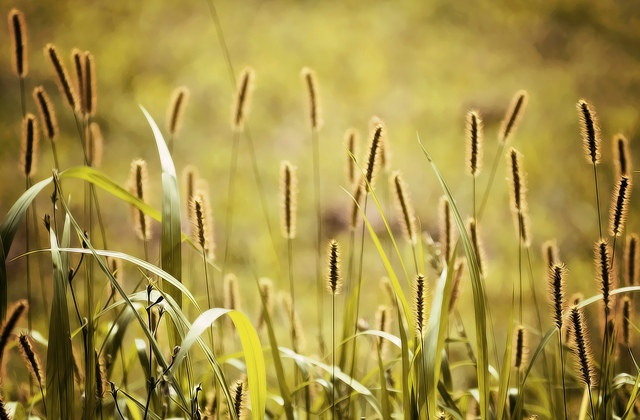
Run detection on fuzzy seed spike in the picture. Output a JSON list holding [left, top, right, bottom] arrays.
[[127, 159, 151, 241], [595, 239, 614, 317], [18, 333, 42, 386], [71, 48, 85, 112], [499, 90, 528, 143], [513, 325, 527, 370], [280, 161, 297, 239], [507, 147, 526, 213], [542, 240, 559, 269], [547, 263, 566, 331], [370, 116, 390, 170], [301, 67, 322, 131], [326, 240, 342, 294], [21, 113, 39, 177], [345, 128, 359, 185], [189, 190, 215, 260], [167, 86, 190, 136], [569, 306, 596, 386], [577, 99, 601, 164], [33, 86, 59, 141], [375, 305, 390, 351], [84, 51, 96, 116], [349, 178, 364, 231], [466, 110, 483, 176], [0, 396, 8, 420], [614, 134, 631, 177], [621, 296, 633, 347], [440, 196, 454, 262], [0, 300, 28, 368], [46, 44, 78, 111], [414, 274, 426, 336], [224, 273, 240, 310], [232, 67, 255, 132], [231, 380, 248, 419], [609, 175, 632, 237], [363, 123, 383, 192], [391, 172, 417, 244], [625, 234, 639, 286], [9, 8, 28, 77]]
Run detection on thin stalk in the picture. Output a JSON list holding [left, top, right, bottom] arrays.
[[473, 177, 477, 223], [593, 163, 603, 239], [25, 177, 32, 332], [332, 294, 336, 420], [518, 215, 523, 323], [221, 131, 240, 281], [311, 129, 325, 355], [588, 385, 596, 420], [143, 292, 154, 420], [50, 140, 60, 170], [202, 248, 215, 353], [19, 76, 26, 117], [558, 335, 568, 420], [287, 237, 296, 352]]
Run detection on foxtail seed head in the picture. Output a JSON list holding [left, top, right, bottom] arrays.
[[83, 51, 96, 116], [363, 123, 383, 192], [370, 116, 390, 170], [625, 234, 639, 286], [513, 325, 527, 370], [167, 87, 190, 137], [440, 196, 454, 263], [224, 274, 240, 310], [547, 263, 566, 331], [327, 240, 342, 294], [414, 274, 426, 336], [466, 110, 483, 177], [0, 300, 28, 367], [257, 277, 273, 330], [280, 161, 297, 239], [232, 380, 248, 419], [569, 305, 596, 386], [391, 172, 417, 244], [232, 67, 255, 132], [17, 333, 42, 386], [189, 190, 214, 260], [9, 9, 27, 77], [20, 113, 39, 177], [301, 67, 322, 131], [345, 128, 359, 185], [33, 86, 58, 141], [71, 48, 85, 111], [577, 99, 601, 164], [375, 305, 390, 351], [349, 178, 364, 231], [542, 240, 559, 269], [614, 134, 631, 177], [128, 159, 151, 241], [609, 175, 632, 237], [621, 296, 633, 347], [595, 239, 614, 317], [45, 44, 78, 111], [449, 260, 465, 314], [499, 90, 528, 144]]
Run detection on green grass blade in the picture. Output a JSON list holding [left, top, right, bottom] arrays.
[[169, 308, 266, 419], [418, 136, 489, 419], [45, 219, 75, 419]]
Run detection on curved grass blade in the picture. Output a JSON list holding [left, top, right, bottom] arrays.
[[418, 135, 489, 419], [169, 308, 266, 419]]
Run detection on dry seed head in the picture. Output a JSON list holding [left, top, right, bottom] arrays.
[[625, 234, 639, 286], [370, 116, 390, 170], [499, 90, 528, 143], [440, 196, 454, 263], [542, 240, 559, 269], [17, 333, 42, 386], [167, 86, 190, 136], [128, 159, 151, 241], [577, 99, 601, 164], [189, 190, 215, 260], [349, 177, 364, 230], [83, 51, 97, 116], [280, 161, 297, 239], [512, 325, 527, 370], [363, 123, 383, 192], [621, 296, 633, 347], [375, 305, 390, 351], [466, 110, 483, 177], [609, 175, 632, 237], [0, 300, 28, 366], [231, 380, 248, 419], [232, 67, 255, 132], [9, 9, 27, 77], [614, 134, 631, 177], [71, 48, 85, 112], [414, 274, 427, 336], [301, 67, 322, 131], [449, 259, 465, 314], [391, 172, 417, 244], [595, 239, 614, 317], [345, 128, 359, 185], [20, 113, 39, 177], [45, 44, 78, 111], [95, 349, 107, 400], [547, 263, 566, 330], [467, 218, 485, 276], [507, 147, 527, 213], [326, 239, 342, 294], [86, 122, 103, 167], [224, 274, 240, 310], [33, 86, 59, 141], [568, 305, 596, 386]]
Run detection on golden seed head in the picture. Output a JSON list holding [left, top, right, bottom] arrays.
[[594, 239, 615, 316], [621, 296, 633, 347], [9, 8, 28, 77], [128, 159, 151, 241], [448, 259, 465, 314], [542, 239, 559, 269], [391, 171, 417, 244], [440, 196, 455, 263], [547, 263, 566, 331], [363, 123, 383, 192], [577, 99, 601, 164], [231, 380, 248, 419], [167, 86, 190, 136], [301, 67, 322, 131], [83, 51, 97, 116], [614, 134, 632, 177], [625, 234, 639, 286], [18, 333, 42, 385], [224, 273, 240, 310], [349, 177, 364, 231], [466, 110, 483, 177], [609, 175, 632, 237], [413, 274, 427, 336], [327, 239, 342, 295], [375, 305, 390, 351], [568, 305, 596, 386], [345, 128, 359, 185], [189, 190, 214, 260], [33, 86, 59, 141], [232, 67, 255, 132], [499, 90, 528, 143], [512, 325, 527, 370], [20, 113, 39, 177], [45, 44, 78, 111], [370, 116, 390, 170], [71, 48, 85, 112], [280, 161, 298, 239]]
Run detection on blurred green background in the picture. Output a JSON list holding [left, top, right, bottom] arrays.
[[2, 0, 640, 360]]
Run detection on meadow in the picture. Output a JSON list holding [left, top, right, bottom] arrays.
[[1, 1, 640, 419]]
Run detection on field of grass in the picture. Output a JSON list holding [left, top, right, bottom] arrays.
[[2, 1, 640, 419]]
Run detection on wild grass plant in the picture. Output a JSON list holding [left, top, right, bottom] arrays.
[[2, 5, 640, 420]]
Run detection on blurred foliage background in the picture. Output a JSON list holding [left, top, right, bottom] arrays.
[[1, 0, 640, 358]]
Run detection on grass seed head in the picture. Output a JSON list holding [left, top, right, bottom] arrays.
[[9, 8, 27, 77], [625, 234, 639, 286], [301, 67, 322, 131], [327, 239, 342, 295], [232, 67, 255, 132], [577, 99, 601, 164], [499, 90, 528, 143], [569, 305, 596, 387], [167, 86, 190, 136], [513, 325, 527, 370], [614, 134, 631, 177], [280, 161, 297, 239], [33, 86, 59, 141], [466, 110, 483, 177], [391, 172, 417, 244], [609, 175, 632, 237], [345, 128, 359, 185], [18, 333, 42, 386], [547, 263, 566, 331], [20, 113, 39, 177], [128, 159, 151, 241]]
